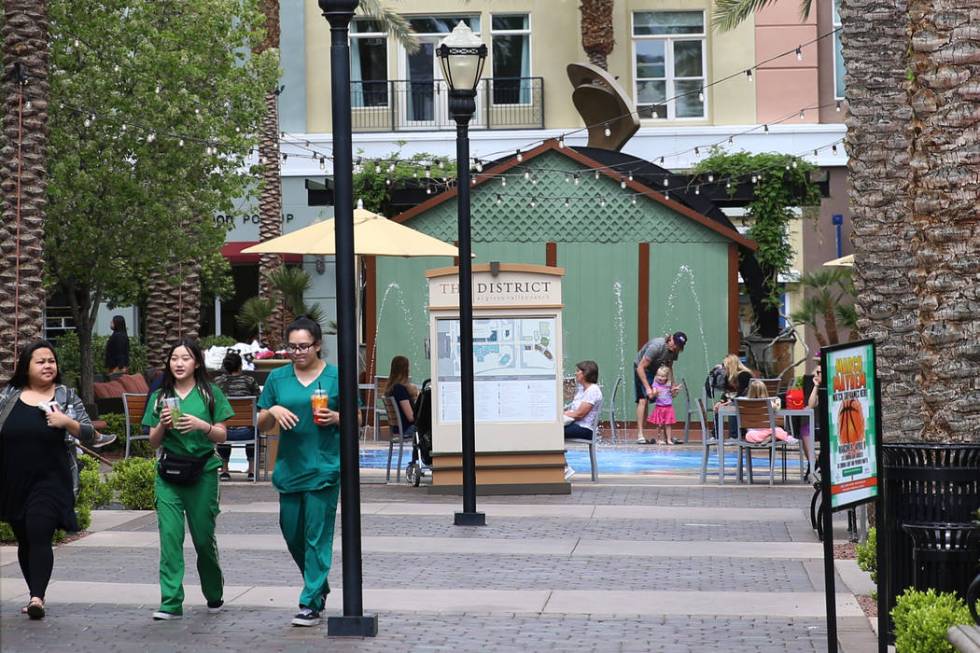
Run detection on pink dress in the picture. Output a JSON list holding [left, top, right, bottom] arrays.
[[646, 381, 676, 425]]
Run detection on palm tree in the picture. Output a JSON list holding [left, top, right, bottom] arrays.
[[144, 261, 203, 369], [255, 0, 286, 351], [0, 0, 49, 379], [715, 0, 980, 443], [579, 0, 615, 70]]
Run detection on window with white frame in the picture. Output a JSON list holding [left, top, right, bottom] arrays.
[[832, 0, 845, 100], [491, 14, 531, 105], [351, 19, 388, 107], [632, 11, 706, 120]]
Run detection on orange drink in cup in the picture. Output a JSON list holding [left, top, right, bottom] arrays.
[[311, 389, 328, 424]]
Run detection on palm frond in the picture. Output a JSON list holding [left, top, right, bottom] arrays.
[[236, 297, 276, 334], [712, 0, 779, 32], [835, 304, 859, 331], [268, 266, 312, 315], [357, 0, 420, 53]]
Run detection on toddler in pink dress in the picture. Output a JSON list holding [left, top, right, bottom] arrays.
[[645, 366, 679, 445]]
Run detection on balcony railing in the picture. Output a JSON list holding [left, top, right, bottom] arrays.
[[351, 77, 544, 132]]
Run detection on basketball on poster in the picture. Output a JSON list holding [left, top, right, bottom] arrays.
[[826, 343, 879, 509]]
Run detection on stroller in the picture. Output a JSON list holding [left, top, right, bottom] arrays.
[[405, 379, 433, 487]]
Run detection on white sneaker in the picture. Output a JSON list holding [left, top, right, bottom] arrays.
[[291, 607, 321, 627], [152, 610, 182, 620], [636, 436, 647, 444], [564, 466, 576, 480]]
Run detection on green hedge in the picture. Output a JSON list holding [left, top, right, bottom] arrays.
[[108, 457, 157, 510], [892, 588, 973, 653], [856, 527, 877, 584]]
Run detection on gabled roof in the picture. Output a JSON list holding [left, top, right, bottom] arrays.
[[392, 139, 756, 251]]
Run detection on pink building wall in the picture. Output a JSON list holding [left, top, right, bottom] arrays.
[[754, 3, 818, 125]]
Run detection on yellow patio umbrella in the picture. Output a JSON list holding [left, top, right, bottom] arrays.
[[823, 254, 854, 267], [241, 206, 459, 258]]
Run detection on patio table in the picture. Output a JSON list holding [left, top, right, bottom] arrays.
[[715, 405, 815, 484]]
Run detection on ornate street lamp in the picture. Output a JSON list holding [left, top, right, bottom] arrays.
[[317, 0, 377, 636], [437, 22, 487, 527]]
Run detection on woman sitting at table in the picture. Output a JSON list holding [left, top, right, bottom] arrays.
[[712, 354, 755, 438], [383, 356, 416, 440]]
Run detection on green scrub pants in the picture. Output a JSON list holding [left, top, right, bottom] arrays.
[[155, 470, 223, 613], [278, 484, 340, 611]]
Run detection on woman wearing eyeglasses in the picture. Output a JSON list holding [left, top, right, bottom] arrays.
[[256, 315, 345, 628]]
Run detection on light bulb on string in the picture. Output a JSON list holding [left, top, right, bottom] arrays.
[[697, 88, 705, 102], [501, 177, 507, 187], [746, 69, 753, 82], [763, 124, 769, 133], [751, 174, 757, 184], [385, 177, 391, 186], [792, 160, 798, 169], [795, 47, 803, 61], [523, 170, 530, 181], [282, 152, 288, 161], [178, 139, 184, 147], [476, 160, 483, 172], [516, 149, 523, 162], [836, 100, 842, 112], [388, 162, 395, 173], [530, 197, 537, 208], [564, 174, 571, 184], [425, 186, 432, 195], [573, 174, 580, 186], [658, 156, 665, 164], [594, 170, 600, 180], [631, 196, 637, 206], [599, 196, 606, 208], [620, 177, 627, 189], [564, 198, 570, 208], [558, 136, 565, 149], [799, 109, 805, 120], [603, 123, 611, 137], [726, 180, 732, 190], [662, 177, 669, 187], [694, 147, 700, 156], [628, 172, 633, 182], [708, 174, 714, 183], [664, 191, 670, 201], [471, 178, 477, 186], [728, 136, 734, 145], [496, 194, 503, 206], [694, 185, 700, 195], [832, 144, 839, 154], [320, 158, 326, 170]]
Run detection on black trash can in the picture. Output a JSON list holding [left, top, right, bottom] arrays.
[[901, 523, 979, 594], [883, 444, 980, 638]]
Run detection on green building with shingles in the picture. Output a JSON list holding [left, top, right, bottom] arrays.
[[366, 141, 755, 425]]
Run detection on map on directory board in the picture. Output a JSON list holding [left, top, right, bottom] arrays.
[[437, 317, 558, 423]]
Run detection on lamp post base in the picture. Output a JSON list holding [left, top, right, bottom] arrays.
[[327, 614, 379, 637], [454, 511, 486, 526]]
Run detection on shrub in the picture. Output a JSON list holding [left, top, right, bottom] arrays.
[[201, 335, 238, 348], [892, 588, 972, 653], [856, 527, 877, 583], [108, 457, 156, 510]]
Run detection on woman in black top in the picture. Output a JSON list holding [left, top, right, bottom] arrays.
[[383, 355, 416, 438], [104, 315, 130, 374], [0, 340, 99, 620]]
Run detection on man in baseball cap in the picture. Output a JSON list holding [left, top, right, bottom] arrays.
[[633, 331, 687, 443]]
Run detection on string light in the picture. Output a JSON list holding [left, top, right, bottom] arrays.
[[594, 170, 600, 180], [573, 174, 580, 186], [620, 177, 627, 189], [745, 69, 753, 82], [523, 170, 531, 181], [496, 194, 502, 206], [628, 172, 634, 182], [662, 177, 669, 187], [697, 88, 705, 102], [603, 123, 611, 137], [795, 47, 803, 61], [836, 100, 842, 112], [557, 136, 565, 149], [516, 149, 523, 162]]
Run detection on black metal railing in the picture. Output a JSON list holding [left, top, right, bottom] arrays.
[[350, 77, 544, 132]]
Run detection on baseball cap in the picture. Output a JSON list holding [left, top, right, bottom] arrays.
[[672, 331, 687, 350]]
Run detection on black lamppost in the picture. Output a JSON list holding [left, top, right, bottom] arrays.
[[437, 22, 487, 527], [318, 0, 377, 637]]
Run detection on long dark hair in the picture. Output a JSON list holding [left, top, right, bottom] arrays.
[[384, 355, 410, 395], [111, 315, 127, 333], [8, 340, 63, 389], [160, 338, 214, 418]]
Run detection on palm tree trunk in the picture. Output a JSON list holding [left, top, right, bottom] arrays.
[[256, 0, 284, 350], [905, 2, 980, 441], [842, 0, 979, 443], [144, 261, 202, 369], [258, 89, 284, 350], [579, 0, 614, 71], [0, 0, 49, 378]]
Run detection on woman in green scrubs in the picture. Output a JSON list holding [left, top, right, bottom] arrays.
[[144, 339, 233, 620], [257, 316, 347, 627]]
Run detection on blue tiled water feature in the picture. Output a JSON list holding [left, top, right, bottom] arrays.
[[356, 446, 804, 475]]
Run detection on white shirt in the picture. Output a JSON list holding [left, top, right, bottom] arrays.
[[570, 383, 603, 432]]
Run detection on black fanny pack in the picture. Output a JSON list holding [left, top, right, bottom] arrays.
[[157, 450, 212, 485]]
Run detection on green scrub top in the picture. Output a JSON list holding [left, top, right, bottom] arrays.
[[143, 384, 234, 472], [258, 362, 340, 493]]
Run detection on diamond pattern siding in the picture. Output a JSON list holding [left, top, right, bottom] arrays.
[[405, 151, 728, 244]]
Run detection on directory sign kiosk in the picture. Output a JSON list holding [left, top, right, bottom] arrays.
[[426, 263, 568, 493]]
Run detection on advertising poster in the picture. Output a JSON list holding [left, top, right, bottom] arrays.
[[825, 341, 879, 510]]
